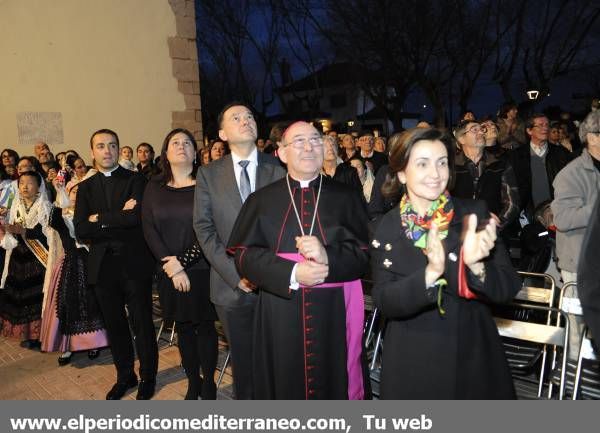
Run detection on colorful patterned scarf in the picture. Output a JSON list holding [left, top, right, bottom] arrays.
[[399, 191, 455, 314], [399, 190, 454, 249]]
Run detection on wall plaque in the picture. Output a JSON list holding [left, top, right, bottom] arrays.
[[17, 112, 64, 146]]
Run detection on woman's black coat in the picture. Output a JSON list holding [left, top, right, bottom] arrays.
[[371, 197, 520, 399]]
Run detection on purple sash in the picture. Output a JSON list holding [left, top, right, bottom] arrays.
[[277, 253, 365, 400]]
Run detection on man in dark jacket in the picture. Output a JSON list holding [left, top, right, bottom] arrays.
[[355, 131, 387, 176], [508, 114, 571, 219], [74, 129, 158, 400], [452, 120, 520, 232]]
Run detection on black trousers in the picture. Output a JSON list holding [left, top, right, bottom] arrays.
[[94, 253, 158, 382], [215, 293, 257, 400]]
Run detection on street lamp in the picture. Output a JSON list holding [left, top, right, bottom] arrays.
[[527, 89, 540, 100]]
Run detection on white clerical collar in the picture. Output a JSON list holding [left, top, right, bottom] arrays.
[[289, 174, 319, 188], [231, 147, 258, 166], [99, 165, 119, 177]]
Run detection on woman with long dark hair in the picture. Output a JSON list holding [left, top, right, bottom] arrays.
[[142, 129, 218, 400], [1, 149, 19, 180], [371, 127, 520, 399]]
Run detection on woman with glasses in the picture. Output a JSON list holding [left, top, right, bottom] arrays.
[[371, 127, 520, 399]]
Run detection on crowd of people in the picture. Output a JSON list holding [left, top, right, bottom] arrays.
[[0, 98, 599, 400]]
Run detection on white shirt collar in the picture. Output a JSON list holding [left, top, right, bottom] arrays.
[[530, 140, 548, 157], [98, 165, 119, 177], [231, 147, 258, 166]]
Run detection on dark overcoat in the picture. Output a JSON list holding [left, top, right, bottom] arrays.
[[371, 197, 520, 399]]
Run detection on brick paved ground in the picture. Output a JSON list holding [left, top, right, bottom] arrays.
[[0, 329, 234, 400]]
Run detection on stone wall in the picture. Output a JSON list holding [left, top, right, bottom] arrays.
[[168, 0, 203, 143]]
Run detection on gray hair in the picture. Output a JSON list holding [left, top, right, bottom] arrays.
[[579, 110, 600, 145]]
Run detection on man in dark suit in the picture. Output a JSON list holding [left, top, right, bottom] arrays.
[[74, 129, 158, 400], [508, 114, 571, 218], [193, 103, 285, 399], [355, 131, 388, 176]]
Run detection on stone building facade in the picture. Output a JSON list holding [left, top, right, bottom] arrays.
[[168, 0, 202, 142]]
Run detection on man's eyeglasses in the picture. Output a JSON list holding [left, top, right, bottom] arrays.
[[465, 125, 486, 135], [288, 136, 324, 149]]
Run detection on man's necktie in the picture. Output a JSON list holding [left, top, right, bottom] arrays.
[[239, 160, 251, 202]]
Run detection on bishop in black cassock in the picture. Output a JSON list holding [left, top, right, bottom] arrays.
[[227, 121, 370, 399]]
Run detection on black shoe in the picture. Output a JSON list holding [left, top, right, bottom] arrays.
[[105, 376, 138, 400], [87, 349, 100, 360], [136, 380, 156, 400], [20, 339, 41, 350], [185, 387, 200, 400], [57, 352, 72, 366], [201, 380, 217, 400], [185, 378, 202, 400]]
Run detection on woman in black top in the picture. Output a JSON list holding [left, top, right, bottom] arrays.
[[321, 135, 362, 190], [142, 129, 217, 400]]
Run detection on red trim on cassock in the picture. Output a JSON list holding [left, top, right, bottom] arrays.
[[238, 248, 247, 276], [276, 191, 295, 252], [311, 187, 327, 245], [226, 245, 246, 256], [302, 287, 309, 399], [301, 188, 306, 230], [227, 245, 247, 272]]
